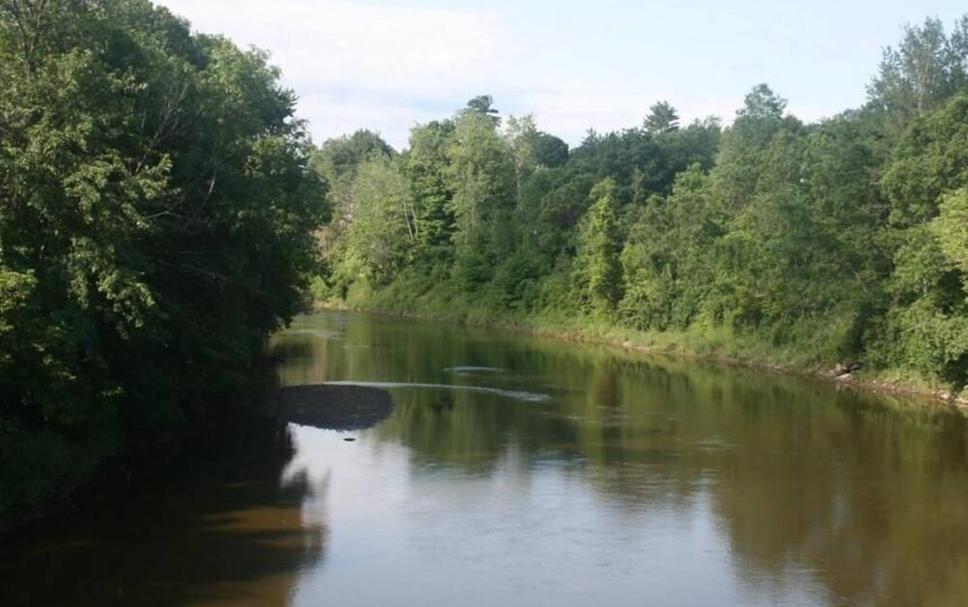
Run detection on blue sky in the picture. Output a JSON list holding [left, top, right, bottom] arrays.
[[158, 0, 967, 149]]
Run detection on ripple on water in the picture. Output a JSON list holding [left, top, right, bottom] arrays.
[[443, 366, 507, 374], [283, 329, 343, 340], [324, 380, 551, 403]]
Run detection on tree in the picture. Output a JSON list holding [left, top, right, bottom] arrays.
[[465, 94, 500, 126], [343, 159, 415, 284], [736, 84, 788, 131], [447, 106, 516, 262], [644, 101, 680, 133], [575, 179, 623, 313], [714, 84, 797, 208], [403, 120, 456, 256], [504, 114, 570, 189], [314, 130, 394, 185], [0, 0, 327, 517], [881, 93, 968, 227], [505, 114, 540, 188], [636, 118, 721, 197], [621, 165, 721, 330], [876, 94, 968, 386], [935, 188, 968, 277], [533, 132, 569, 168], [313, 130, 395, 284], [868, 17, 968, 128]]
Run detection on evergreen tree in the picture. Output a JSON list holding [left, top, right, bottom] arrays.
[[644, 101, 680, 133]]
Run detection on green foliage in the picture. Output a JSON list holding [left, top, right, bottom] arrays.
[[644, 101, 680, 133], [313, 129, 394, 185], [447, 107, 517, 247], [465, 94, 501, 126], [935, 188, 968, 277], [342, 159, 416, 285], [881, 93, 968, 227], [714, 84, 797, 208], [620, 166, 720, 331], [0, 0, 326, 519], [404, 120, 457, 252], [872, 91, 968, 386], [489, 250, 542, 311], [574, 179, 623, 313], [868, 17, 968, 129]]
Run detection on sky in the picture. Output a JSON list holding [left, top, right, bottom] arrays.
[[156, 0, 967, 149]]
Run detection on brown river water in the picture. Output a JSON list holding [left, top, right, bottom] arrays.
[[2, 310, 968, 606]]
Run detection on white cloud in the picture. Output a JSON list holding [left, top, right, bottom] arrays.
[[159, 0, 505, 147], [156, 0, 823, 149], [160, 0, 500, 90]]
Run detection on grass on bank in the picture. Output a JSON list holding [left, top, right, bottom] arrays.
[[312, 274, 968, 407]]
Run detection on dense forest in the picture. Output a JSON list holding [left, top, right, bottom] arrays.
[[0, 1, 326, 519], [314, 17, 968, 400]]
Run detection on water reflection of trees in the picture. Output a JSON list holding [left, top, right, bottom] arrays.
[[275, 312, 968, 607], [0, 414, 326, 607]]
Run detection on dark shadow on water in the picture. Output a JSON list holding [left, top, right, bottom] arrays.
[[0, 412, 325, 607]]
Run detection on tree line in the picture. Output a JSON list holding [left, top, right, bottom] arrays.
[[0, 1, 326, 519], [315, 16, 968, 396]]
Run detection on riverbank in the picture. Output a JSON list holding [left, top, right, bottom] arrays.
[[315, 298, 968, 410]]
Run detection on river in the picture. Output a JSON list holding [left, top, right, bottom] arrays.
[[2, 310, 968, 606]]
